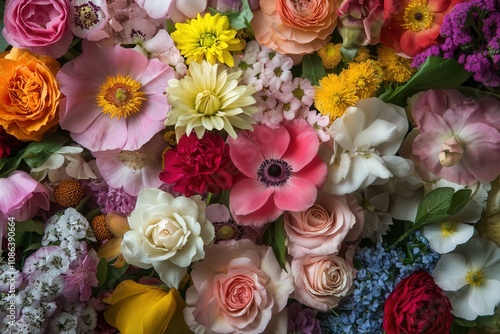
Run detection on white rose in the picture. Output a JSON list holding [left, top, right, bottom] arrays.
[[121, 188, 214, 287]]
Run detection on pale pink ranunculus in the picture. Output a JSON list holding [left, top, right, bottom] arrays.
[[184, 239, 294, 333], [252, 0, 338, 61], [337, 0, 384, 47], [2, 0, 73, 58], [0, 171, 50, 235], [284, 191, 358, 258], [291, 253, 357, 311]]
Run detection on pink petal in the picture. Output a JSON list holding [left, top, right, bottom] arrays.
[[71, 115, 127, 151], [273, 177, 318, 212], [232, 196, 283, 227], [139, 58, 175, 90], [293, 155, 328, 188], [281, 120, 320, 171], [229, 178, 274, 216]]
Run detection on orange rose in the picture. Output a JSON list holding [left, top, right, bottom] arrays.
[[0, 48, 61, 141], [252, 0, 339, 60]]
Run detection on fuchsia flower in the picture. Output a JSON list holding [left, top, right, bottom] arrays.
[[411, 89, 500, 185], [57, 41, 174, 152], [227, 119, 327, 226]]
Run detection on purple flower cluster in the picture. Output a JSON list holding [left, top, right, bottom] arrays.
[[413, 0, 500, 87]]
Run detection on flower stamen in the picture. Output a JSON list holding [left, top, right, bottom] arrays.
[[96, 75, 146, 119], [402, 0, 434, 31], [465, 270, 485, 286]]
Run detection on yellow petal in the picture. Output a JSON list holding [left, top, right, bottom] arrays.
[[165, 289, 193, 334], [97, 237, 122, 261], [106, 212, 130, 237]]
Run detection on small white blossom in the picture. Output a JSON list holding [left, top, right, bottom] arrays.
[[42, 208, 96, 245]]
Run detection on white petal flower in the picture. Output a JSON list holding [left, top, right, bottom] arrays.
[[433, 237, 500, 320], [321, 98, 408, 195]]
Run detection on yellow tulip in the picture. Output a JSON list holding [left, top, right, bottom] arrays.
[[104, 280, 192, 334], [97, 212, 130, 268]]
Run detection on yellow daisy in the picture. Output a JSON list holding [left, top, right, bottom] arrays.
[[171, 13, 243, 67], [165, 60, 258, 141], [353, 46, 371, 62], [342, 60, 384, 99], [377, 45, 416, 83], [314, 73, 358, 121], [317, 42, 343, 69]]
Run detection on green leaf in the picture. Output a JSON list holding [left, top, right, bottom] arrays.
[[225, 0, 254, 30], [22, 133, 69, 168], [96, 257, 109, 289], [263, 216, 287, 269], [0, 4, 9, 52], [23, 242, 43, 253], [447, 188, 472, 216], [14, 219, 45, 247], [380, 57, 471, 107], [302, 53, 326, 86], [340, 46, 358, 63], [0, 146, 29, 178], [415, 187, 455, 225]]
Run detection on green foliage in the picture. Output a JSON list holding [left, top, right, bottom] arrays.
[[0, 3, 9, 52], [209, 0, 254, 31], [380, 57, 471, 107], [263, 215, 287, 269], [301, 53, 326, 86], [392, 187, 472, 246]]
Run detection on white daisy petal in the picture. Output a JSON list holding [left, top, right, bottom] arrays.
[[433, 253, 468, 291]]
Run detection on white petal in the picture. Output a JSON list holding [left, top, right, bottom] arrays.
[[154, 260, 186, 288], [468, 281, 500, 317], [433, 253, 468, 291], [354, 119, 397, 149], [448, 288, 479, 321], [448, 223, 474, 245]]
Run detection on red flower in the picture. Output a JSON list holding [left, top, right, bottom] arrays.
[[383, 270, 453, 334], [0, 126, 22, 158], [380, 0, 462, 57], [160, 132, 235, 196]]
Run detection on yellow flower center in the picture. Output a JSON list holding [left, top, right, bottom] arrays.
[[96, 75, 146, 119], [195, 90, 221, 115], [119, 150, 147, 170], [402, 0, 433, 32], [217, 225, 235, 240], [200, 33, 217, 48], [465, 270, 485, 286], [440, 221, 457, 237]]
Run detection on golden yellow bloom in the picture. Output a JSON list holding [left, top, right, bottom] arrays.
[[96, 212, 130, 268], [0, 48, 61, 141], [342, 60, 384, 99], [353, 47, 371, 62], [171, 13, 243, 67], [317, 42, 342, 69], [96, 74, 146, 119], [314, 73, 358, 121], [104, 280, 191, 334], [377, 45, 416, 83]]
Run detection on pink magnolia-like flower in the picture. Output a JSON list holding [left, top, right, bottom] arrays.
[[0, 171, 50, 234], [2, 0, 73, 58], [184, 239, 294, 333], [338, 0, 384, 47], [57, 41, 174, 152], [410, 89, 500, 185], [160, 132, 236, 197], [227, 119, 327, 226], [291, 252, 357, 311], [284, 191, 360, 258]]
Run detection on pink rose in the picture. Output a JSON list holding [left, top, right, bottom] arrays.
[[337, 0, 384, 47], [184, 239, 294, 333], [291, 253, 357, 311], [0, 171, 50, 235], [284, 191, 359, 257], [2, 0, 73, 58]]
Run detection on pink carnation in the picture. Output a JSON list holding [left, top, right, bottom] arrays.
[[63, 249, 100, 302], [227, 119, 327, 226], [0, 171, 50, 235], [411, 89, 500, 185], [2, 0, 73, 58], [57, 41, 174, 152]]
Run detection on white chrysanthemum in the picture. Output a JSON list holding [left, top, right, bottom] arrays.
[[166, 60, 258, 141], [433, 237, 500, 321]]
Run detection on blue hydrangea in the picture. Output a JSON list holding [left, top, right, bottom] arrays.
[[321, 231, 439, 334]]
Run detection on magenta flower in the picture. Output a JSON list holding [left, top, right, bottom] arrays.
[[411, 89, 500, 185], [57, 41, 174, 151], [227, 119, 327, 226]]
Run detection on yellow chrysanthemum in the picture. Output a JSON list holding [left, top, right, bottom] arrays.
[[171, 13, 243, 67], [377, 45, 416, 83], [353, 47, 371, 62], [342, 60, 384, 99], [165, 60, 258, 141], [317, 42, 343, 69], [314, 73, 358, 121]]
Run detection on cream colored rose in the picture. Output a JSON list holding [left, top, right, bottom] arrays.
[[291, 253, 357, 311], [121, 188, 214, 288]]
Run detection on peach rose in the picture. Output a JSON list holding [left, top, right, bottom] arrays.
[[0, 48, 61, 141], [291, 253, 357, 311], [284, 191, 360, 257], [252, 0, 338, 60], [184, 239, 294, 333]]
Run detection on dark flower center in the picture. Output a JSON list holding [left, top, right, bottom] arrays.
[[257, 159, 292, 186], [414, 12, 423, 20]]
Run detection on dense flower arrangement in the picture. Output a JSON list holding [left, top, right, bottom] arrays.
[[1, 0, 499, 333]]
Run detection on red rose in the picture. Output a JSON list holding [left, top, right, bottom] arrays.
[[383, 270, 453, 334], [160, 132, 236, 196]]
